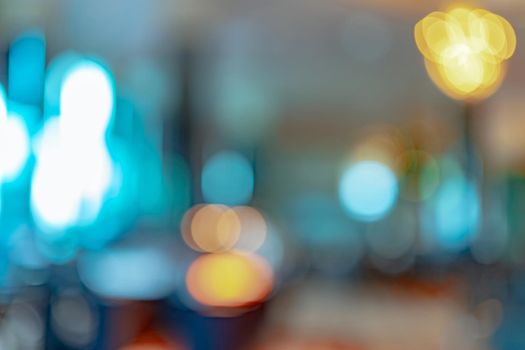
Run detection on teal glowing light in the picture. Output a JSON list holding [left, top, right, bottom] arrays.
[[421, 157, 481, 252], [44, 52, 83, 118], [8, 30, 46, 104], [434, 178, 480, 251], [339, 160, 398, 221], [201, 151, 254, 206], [31, 59, 116, 232]]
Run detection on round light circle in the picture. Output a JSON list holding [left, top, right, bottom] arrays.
[[339, 160, 398, 221]]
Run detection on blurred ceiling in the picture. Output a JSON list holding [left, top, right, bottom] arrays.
[[0, 0, 523, 121]]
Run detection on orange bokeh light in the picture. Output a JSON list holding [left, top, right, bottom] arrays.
[[118, 332, 185, 350]]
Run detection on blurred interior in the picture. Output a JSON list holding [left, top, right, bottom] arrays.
[[0, 0, 525, 349]]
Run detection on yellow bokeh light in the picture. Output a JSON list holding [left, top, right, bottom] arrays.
[[186, 252, 273, 308], [414, 6, 516, 101]]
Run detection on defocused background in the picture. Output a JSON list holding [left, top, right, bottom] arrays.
[[0, 0, 524, 349]]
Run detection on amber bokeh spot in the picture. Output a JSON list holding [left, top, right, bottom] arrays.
[[415, 6, 516, 101]]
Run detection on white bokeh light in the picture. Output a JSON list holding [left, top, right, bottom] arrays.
[[31, 59, 115, 232], [60, 61, 114, 138], [0, 85, 30, 184], [0, 115, 30, 182]]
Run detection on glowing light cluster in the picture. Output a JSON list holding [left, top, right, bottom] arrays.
[[31, 60, 115, 232], [181, 203, 273, 309], [415, 6, 516, 100]]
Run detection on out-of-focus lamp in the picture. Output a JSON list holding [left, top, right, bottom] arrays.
[[414, 6, 517, 175], [415, 6, 516, 101], [414, 6, 516, 251]]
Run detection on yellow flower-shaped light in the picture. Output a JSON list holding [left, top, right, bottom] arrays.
[[415, 6, 516, 101]]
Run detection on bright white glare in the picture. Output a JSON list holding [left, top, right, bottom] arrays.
[[60, 61, 114, 137], [32, 139, 112, 231], [0, 86, 5, 214], [31, 121, 82, 231], [0, 115, 30, 181], [0, 85, 30, 184], [339, 160, 398, 221], [31, 59, 115, 232]]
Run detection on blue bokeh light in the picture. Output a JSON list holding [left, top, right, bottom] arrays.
[[434, 177, 480, 251], [339, 160, 398, 221], [201, 151, 254, 206], [78, 242, 179, 300], [8, 30, 46, 104], [421, 157, 481, 252]]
